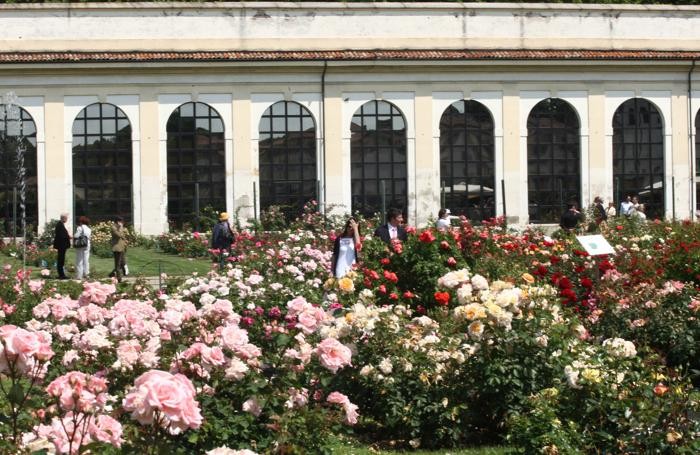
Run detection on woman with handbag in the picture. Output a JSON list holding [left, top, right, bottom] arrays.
[[74, 216, 92, 280]]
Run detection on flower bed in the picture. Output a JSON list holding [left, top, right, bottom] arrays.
[[0, 216, 698, 453]]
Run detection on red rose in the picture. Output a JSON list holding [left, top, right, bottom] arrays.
[[580, 277, 593, 288], [380, 258, 391, 266], [389, 293, 398, 300], [447, 257, 457, 267], [616, 225, 623, 231], [378, 285, 387, 294], [558, 277, 573, 289], [419, 230, 436, 243], [434, 291, 450, 306], [440, 241, 451, 251], [383, 270, 398, 283], [403, 291, 415, 299]]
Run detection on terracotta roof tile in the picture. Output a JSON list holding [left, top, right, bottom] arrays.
[[2, 49, 700, 64]]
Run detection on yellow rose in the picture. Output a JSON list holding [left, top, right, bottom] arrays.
[[581, 368, 602, 384], [666, 430, 682, 444], [337, 277, 355, 293], [521, 273, 535, 284]]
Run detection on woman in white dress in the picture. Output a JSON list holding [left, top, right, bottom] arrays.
[[331, 218, 362, 278], [74, 216, 92, 279]]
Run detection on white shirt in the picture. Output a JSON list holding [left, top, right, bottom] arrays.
[[74, 224, 92, 249], [620, 201, 633, 216], [436, 218, 450, 230], [389, 225, 398, 239], [335, 237, 356, 278]]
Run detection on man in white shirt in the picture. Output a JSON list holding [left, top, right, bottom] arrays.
[[620, 195, 634, 217]]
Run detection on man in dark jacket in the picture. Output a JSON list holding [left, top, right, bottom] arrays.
[[560, 202, 584, 232], [52, 213, 71, 279], [211, 212, 236, 266], [374, 208, 408, 243]]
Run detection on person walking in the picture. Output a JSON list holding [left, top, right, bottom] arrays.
[[74, 216, 92, 280], [331, 218, 362, 278], [211, 212, 236, 266], [52, 213, 71, 279], [110, 216, 128, 282], [374, 208, 408, 243], [436, 208, 451, 231]]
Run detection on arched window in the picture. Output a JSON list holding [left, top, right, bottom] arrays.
[[527, 98, 581, 223], [350, 100, 407, 218], [613, 98, 664, 219], [72, 103, 132, 223], [0, 105, 38, 235], [439, 100, 495, 221], [258, 101, 317, 219], [166, 102, 226, 228]]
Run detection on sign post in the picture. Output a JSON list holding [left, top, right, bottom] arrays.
[[576, 234, 615, 283]]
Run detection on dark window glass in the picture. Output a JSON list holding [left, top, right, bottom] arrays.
[[258, 101, 317, 219], [0, 105, 38, 235], [350, 100, 407, 218], [439, 100, 495, 222], [613, 98, 664, 219], [72, 103, 132, 223], [527, 98, 581, 223], [695, 111, 700, 212], [167, 102, 226, 228]]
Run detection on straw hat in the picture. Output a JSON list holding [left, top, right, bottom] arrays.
[[219, 212, 229, 221]]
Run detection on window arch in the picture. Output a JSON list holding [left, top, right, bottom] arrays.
[[439, 100, 495, 221], [166, 102, 226, 228], [527, 98, 581, 223], [613, 98, 664, 219], [258, 101, 317, 219], [350, 100, 407, 218], [0, 105, 38, 235], [72, 103, 132, 223]]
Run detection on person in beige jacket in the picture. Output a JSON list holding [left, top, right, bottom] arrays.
[[110, 216, 128, 282]]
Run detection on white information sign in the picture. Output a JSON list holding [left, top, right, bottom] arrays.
[[576, 235, 615, 256]]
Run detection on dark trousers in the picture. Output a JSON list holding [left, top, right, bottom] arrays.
[[56, 247, 68, 278], [112, 251, 125, 280]]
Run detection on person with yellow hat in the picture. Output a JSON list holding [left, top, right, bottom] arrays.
[[211, 211, 236, 263]]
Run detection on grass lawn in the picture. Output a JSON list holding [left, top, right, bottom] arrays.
[[327, 435, 512, 455], [1, 246, 213, 279]]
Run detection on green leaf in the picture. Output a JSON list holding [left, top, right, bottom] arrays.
[[8, 383, 24, 405], [275, 333, 291, 347]]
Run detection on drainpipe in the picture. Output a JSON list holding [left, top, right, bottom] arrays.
[[688, 59, 697, 219], [321, 60, 328, 217]]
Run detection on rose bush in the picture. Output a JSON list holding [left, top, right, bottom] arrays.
[[0, 212, 698, 453]]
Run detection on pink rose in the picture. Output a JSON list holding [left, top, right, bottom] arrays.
[[242, 397, 262, 417], [219, 325, 249, 350], [123, 370, 202, 434], [326, 391, 359, 425], [90, 414, 123, 448], [201, 346, 226, 367], [4, 325, 39, 357], [314, 338, 352, 373]]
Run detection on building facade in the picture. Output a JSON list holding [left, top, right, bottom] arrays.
[[1, 1, 699, 234]]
